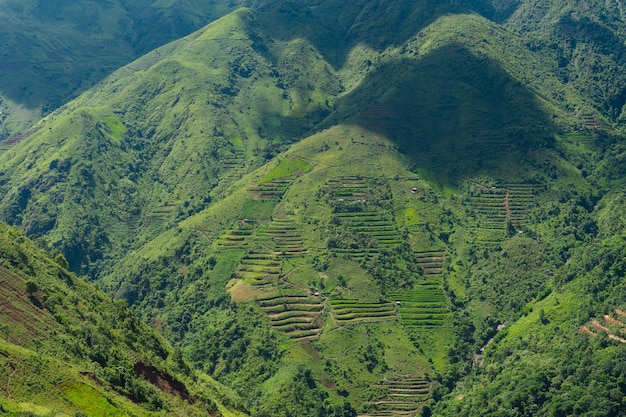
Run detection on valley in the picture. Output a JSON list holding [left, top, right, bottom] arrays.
[[0, 1, 624, 416]]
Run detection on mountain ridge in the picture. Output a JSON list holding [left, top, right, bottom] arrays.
[[0, 1, 624, 416]]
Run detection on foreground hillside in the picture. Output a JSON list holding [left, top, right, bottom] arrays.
[[0, 222, 248, 416], [0, 1, 624, 416]]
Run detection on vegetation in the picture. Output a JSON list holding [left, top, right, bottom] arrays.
[[0, 1, 625, 416], [0, 223, 248, 416]]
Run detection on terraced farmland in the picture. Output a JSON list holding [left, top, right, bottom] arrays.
[[220, 144, 246, 183], [216, 226, 254, 250], [256, 292, 324, 340], [233, 248, 281, 288], [471, 131, 512, 158], [263, 218, 308, 257], [335, 210, 402, 249], [360, 375, 430, 417], [329, 299, 397, 323], [0, 127, 40, 148], [140, 205, 175, 235], [326, 176, 404, 260], [250, 175, 296, 200], [413, 249, 445, 277], [465, 182, 539, 244], [388, 285, 449, 330], [501, 183, 538, 227], [328, 176, 370, 202]]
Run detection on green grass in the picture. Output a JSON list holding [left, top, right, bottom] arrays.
[[58, 380, 123, 416], [257, 157, 311, 184], [102, 114, 126, 142]]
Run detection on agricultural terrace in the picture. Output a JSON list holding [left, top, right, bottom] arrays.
[[233, 247, 281, 288], [255, 291, 324, 340], [413, 249, 445, 277], [219, 137, 246, 184], [326, 176, 404, 260], [388, 284, 450, 331], [470, 131, 512, 159], [216, 225, 254, 250], [260, 218, 308, 257], [329, 299, 397, 323], [359, 375, 431, 417], [465, 181, 539, 244]]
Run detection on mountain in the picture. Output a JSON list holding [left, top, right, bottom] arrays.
[[0, 221, 248, 416], [0, 1, 625, 416], [498, 0, 626, 123], [0, 0, 246, 139]]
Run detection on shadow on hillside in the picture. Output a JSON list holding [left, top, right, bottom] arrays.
[[323, 43, 557, 184], [253, 0, 472, 69]]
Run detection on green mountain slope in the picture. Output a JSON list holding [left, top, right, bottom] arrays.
[[0, 7, 341, 276], [0, 222, 248, 416], [0, 5, 594, 277], [0, 0, 244, 139], [495, 0, 626, 125], [0, 2, 625, 416]]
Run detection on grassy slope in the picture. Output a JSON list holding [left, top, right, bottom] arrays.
[[0, 222, 248, 416]]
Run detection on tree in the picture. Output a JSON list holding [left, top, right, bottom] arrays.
[[25, 280, 39, 295]]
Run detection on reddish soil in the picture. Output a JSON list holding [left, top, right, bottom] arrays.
[[133, 362, 194, 404], [579, 326, 596, 337], [0, 267, 57, 344], [0, 128, 40, 146], [603, 315, 624, 326], [590, 320, 609, 333]]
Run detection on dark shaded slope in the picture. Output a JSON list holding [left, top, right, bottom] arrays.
[[330, 44, 555, 184]]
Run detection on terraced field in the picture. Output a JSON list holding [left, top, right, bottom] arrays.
[[501, 183, 538, 227], [216, 226, 254, 250], [0, 127, 40, 147], [263, 218, 308, 257], [220, 144, 246, 183], [413, 249, 445, 277], [465, 182, 539, 244], [329, 299, 397, 324], [325, 176, 404, 260], [470, 131, 512, 158], [256, 292, 324, 340], [580, 310, 626, 343], [250, 175, 297, 200], [360, 375, 430, 417], [388, 285, 449, 330], [233, 248, 281, 288], [328, 176, 370, 202], [580, 113, 598, 129], [140, 205, 175, 235]]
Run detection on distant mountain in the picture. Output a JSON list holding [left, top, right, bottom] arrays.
[[0, 0, 246, 138], [0, 221, 248, 416], [0, 1, 624, 416]]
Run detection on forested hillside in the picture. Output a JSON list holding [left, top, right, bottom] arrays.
[[0, 222, 248, 415], [0, 1, 624, 416]]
